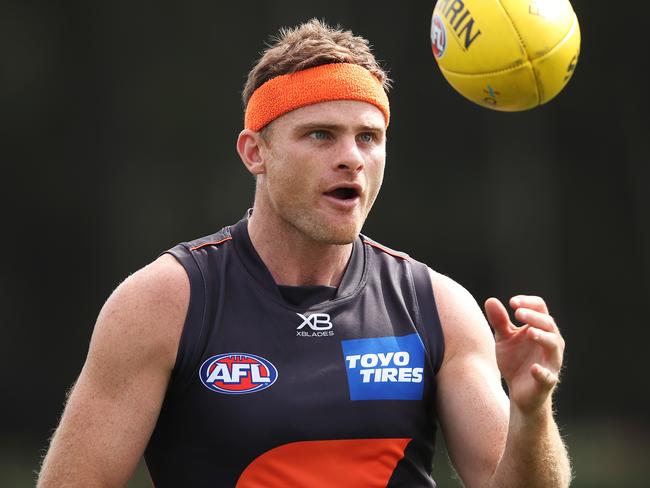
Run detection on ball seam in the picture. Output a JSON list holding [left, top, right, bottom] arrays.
[[438, 12, 579, 77], [437, 61, 530, 77], [495, 0, 541, 104], [531, 13, 579, 103]]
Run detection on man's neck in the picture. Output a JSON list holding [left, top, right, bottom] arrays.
[[247, 209, 353, 287]]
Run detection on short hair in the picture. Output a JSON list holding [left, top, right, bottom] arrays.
[[242, 18, 391, 108]]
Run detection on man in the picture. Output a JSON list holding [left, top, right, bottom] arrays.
[[38, 19, 571, 487]]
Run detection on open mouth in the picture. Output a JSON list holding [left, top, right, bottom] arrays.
[[325, 187, 359, 200]]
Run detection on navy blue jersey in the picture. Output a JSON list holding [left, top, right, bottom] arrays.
[[144, 214, 445, 487]]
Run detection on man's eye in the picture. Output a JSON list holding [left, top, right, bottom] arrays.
[[358, 133, 374, 143], [309, 131, 329, 140]]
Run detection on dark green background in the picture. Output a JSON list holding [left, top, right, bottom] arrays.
[[2, 0, 648, 486]]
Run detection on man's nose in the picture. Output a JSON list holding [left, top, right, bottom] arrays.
[[334, 136, 365, 172]]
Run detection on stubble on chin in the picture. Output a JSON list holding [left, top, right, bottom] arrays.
[[285, 209, 361, 246]]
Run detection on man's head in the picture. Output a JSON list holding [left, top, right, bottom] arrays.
[[237, 19, 390, 245], [242, 18, 390, 110]]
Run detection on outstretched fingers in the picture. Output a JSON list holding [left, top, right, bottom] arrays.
[[489, 294, 566, 410]]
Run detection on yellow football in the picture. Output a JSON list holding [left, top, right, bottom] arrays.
[[430, 0, 581, 111]]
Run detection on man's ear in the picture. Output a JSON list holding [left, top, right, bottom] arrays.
[[237, 129, 267, 176]]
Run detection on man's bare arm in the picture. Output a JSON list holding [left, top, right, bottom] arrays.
[[483, 295, 571, 488], [431, 270, 571, 488], [38, 254, 188, 487]]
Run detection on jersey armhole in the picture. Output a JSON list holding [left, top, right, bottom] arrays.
[[163, 245, 207, 393], [410, 262, 445, 375]]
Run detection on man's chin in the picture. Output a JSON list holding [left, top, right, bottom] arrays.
[[308, 222, 360, 246], [321, 234, 358, 246], [284, 209, 365, 246]]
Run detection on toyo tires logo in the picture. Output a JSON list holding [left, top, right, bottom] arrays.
[[199, 353, 278, 394], [341, 334, 425, 401]]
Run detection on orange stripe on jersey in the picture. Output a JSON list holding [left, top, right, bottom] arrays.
[[364, 240, 410, 260], [235, 438, 411, 488], [190, 236, 232, 252]]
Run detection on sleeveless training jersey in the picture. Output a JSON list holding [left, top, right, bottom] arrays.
[[144, 214, 445, 487]]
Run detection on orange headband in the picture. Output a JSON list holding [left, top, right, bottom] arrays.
[[244, 63, 390, 132]]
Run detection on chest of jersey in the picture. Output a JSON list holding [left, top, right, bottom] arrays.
[[145, 221, 441, 487], [194, 281, 432, 435]]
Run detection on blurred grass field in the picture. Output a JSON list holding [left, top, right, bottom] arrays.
[[8, 419, 649, 487]]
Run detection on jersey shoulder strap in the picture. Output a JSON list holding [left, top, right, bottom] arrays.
[[408, 259, 445, 374], [162, 225, 234, 392]]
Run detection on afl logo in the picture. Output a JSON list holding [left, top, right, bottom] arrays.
[[431, 14, 447, 59], [199, 353, 278, 394]]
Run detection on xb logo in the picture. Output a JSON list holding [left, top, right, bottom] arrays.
[[296, 313, 334, 337], [297, 313, 332, 330]]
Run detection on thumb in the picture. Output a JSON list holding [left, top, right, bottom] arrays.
[[484, 297, 513, 341]]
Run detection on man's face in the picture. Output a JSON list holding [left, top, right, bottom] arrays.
[[258, 100, 387, 245]]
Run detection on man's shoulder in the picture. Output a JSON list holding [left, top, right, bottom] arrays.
[[427, 269, 484, 325], [85, 254, 190, 378], [425, 269, 497, 370], [428, 269, 470, 299], [173, 225, 235, 254], [160, 222, 243, 283], [106, 254, 190, 330]]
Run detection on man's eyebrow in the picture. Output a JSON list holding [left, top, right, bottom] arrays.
[[294, 123, 343, 132]]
